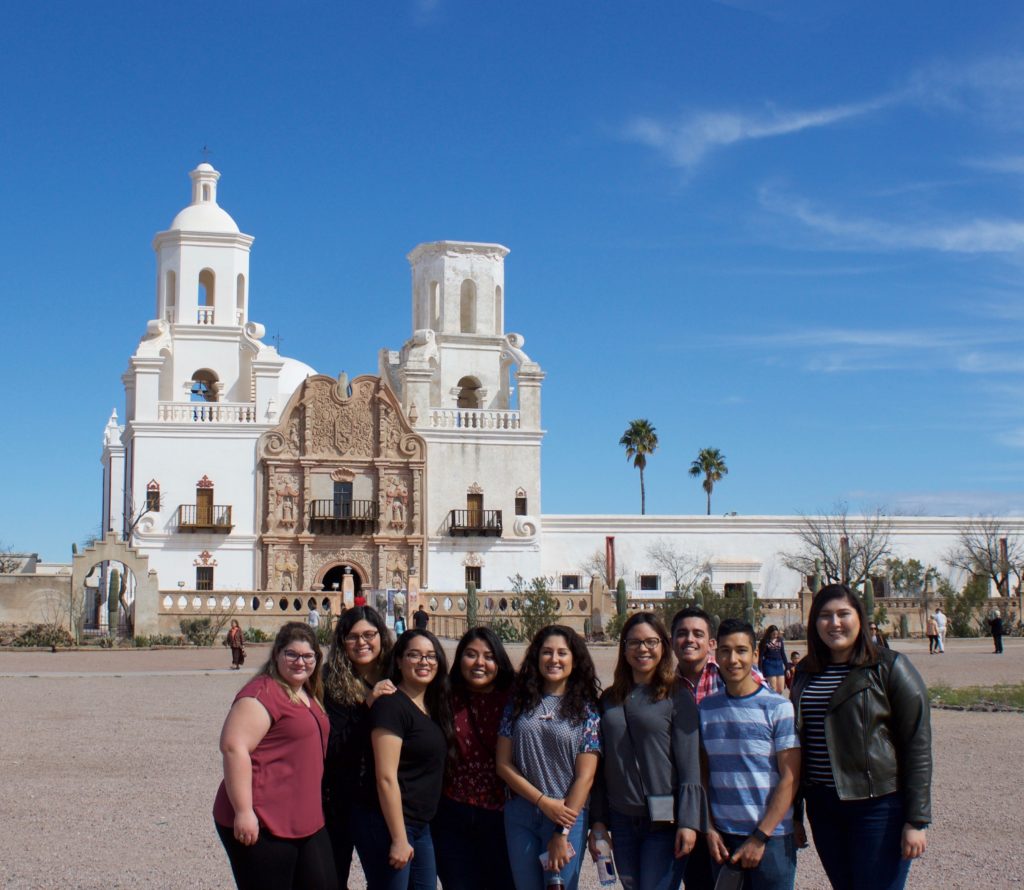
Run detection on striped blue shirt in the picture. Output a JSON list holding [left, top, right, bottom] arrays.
[[699, 686, 799, 836]]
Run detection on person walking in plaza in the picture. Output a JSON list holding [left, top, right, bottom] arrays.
[[323, 606, 395, 889], [354, 629, 453, 890], [670, 606, 767, 890], [758, 625, 788, 694], [869, 622, 890, 649], [791, 584, 932, 890], [701, 618, 800, 890], [989, 610, 1004, 654], [213, 622, 337, 890], [925, 614, 939, 654], [589, 612, 702, 890], [497, 624, 602, 890], [933, 607, 947, 653], [413, 605, 429, 630], [433, 627, 517, 890], [227, 619, 245, 670], [308, 604, 321, 631]]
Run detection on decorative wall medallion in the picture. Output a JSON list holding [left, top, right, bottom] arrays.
[[467, 482, 484, 495], [196, 475, 214, 489], [462, 552, 483, 567], [194, 550, 217, 567]]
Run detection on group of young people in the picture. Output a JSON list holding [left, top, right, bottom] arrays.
[[212, 583, 932, 890]]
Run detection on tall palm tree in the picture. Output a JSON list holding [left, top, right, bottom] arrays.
[[689, 447, 728, 515], [620, 419, 658, 514]]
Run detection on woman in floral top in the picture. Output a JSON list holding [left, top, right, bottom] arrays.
[[434, 627, 516, 890], [497, 625, 602, 890]]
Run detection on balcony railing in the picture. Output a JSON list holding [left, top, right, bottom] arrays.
[[178, 504, 233, 532], [426, 408, 521, 430], [448, 509, 503, 537], [309, 499, 379, 535], [157, 402, 258, 423]]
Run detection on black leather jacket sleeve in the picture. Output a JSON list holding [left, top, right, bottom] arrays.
[[885, 653, 932, 824]]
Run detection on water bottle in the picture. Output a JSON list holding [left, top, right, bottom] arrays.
[[545, 874, 565, 890], [592, 829, 616, 886]]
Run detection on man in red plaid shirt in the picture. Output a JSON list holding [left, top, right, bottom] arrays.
[[671, 605, 768, 890]]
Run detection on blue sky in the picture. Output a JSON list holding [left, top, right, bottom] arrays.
[[3, 0, 1024, 561]]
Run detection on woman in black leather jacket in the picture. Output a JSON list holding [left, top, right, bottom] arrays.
[[791, 584, 931, 890]]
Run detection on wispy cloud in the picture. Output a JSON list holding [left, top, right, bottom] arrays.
[[624, 95, 895, 173], [962, 155, 1024, 175], [850, 489, 1024, 517], [759, 185, 1024, 254]]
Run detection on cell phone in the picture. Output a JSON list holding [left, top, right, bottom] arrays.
[[713, 863, 745, 890], [538, 843, 576, 869]]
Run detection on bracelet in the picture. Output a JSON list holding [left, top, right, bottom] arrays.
[[535, 791, 545, 806]]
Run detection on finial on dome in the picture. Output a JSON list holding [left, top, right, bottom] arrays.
[[190, 163, 221, 206]]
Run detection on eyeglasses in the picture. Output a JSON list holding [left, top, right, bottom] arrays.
[[282, 650, 316, 664], [625, 638, 662, 651], [404, 651, 439, 664], [344, 630, 380, 645]]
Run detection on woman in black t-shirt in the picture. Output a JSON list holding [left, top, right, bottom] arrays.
[[353, 629, 454, 890]]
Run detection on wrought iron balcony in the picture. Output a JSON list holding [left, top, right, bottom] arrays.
[[448, 509, 503, 537], [178, 504, 233, 532], [309, 499, 379, 535]]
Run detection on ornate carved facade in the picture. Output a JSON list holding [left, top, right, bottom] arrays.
[[258, 375, 427, 594]]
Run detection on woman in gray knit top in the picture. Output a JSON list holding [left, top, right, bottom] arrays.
[[588, 612, 704, 890]]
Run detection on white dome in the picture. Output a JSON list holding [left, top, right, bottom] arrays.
[[278, 356, 317, 398], [169, 202, 240, 233]]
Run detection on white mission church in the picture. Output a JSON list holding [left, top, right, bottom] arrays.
[[94, 164, 1020, 637]]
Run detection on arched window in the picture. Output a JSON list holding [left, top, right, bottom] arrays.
[[202, 184, 211, 202], [165, 270, 177, 320], [456, 376, 482, 409], [460, 279, 476, 334], [190, 369, 219, 403], [430, 281, 440, 329], [495, 285, 503, 334]]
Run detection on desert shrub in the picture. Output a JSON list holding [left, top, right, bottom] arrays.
[[13, 624, 75, 648], [243, 627, 270, 643], [783, 622, 806, 640], [605, 612, 628, 642], [133, 635, 151, 648], [179, 617, 216, 646], [487, 617, 523, 643]]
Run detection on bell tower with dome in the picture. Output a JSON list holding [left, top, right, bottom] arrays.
[[101, 163, 317, 603]]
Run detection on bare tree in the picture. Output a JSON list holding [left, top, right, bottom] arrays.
[[946, 516, 1024, 597], [578, 548, 630, 588], [124, 492, 162, 542], [645, 539, 707, 594], [0, 542, 22, 574], [780, 503, 893, 591]]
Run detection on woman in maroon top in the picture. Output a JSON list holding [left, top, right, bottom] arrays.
[[213, 621, 337, 890], [433, 627, 516, 890]]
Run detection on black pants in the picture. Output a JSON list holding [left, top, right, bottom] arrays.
[[325, 793, 356, 889], [433, 796, 514, 890], [682, 832, 715, 890], [994, 633, 1004, 653], [216, 822, 338, 890]]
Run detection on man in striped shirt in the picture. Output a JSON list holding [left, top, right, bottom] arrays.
[[699, 618, 800, 889], [672, 606, 767, 704]]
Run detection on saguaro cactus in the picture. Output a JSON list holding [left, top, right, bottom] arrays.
[[616, 578, 628, 617], [811, 560, 822, 595], [743, 580, 756, 626], [863, 578, 875, 622], [107, 568, 120, 630], [900, 613, 910, 639], [466, 582, 478, 628]]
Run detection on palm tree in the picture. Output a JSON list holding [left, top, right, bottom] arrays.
[[689, 447, 728, 515], [620, 419, 658, 514]]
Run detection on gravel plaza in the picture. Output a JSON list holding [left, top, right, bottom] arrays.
[[1, 637, 1020, 889]]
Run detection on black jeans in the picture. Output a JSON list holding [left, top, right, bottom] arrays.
[[216, 822, 338, 890], [325, 792, 357, 889], [433, 796, 514, 890]]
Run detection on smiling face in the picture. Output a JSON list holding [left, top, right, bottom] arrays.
[[816, 595, 861, 663], [624, 622, 663, 681], [276, 639, 317, 690], [343, 619, 381, 672], [715, 632, 756, 689], [399, 634, 439, 689], [461, 640, 498, 692], [538, 634, 573, 691], [673, 617, 714, 673]]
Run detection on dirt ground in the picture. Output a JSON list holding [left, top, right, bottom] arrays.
[[1, 637, 1020, 889]]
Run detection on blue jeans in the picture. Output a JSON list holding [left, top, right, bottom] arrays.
[[351, 804, 437, 890], [804, 786, 911, 890], [711, 833, 795, 890], [434, 796, 514, 890], [607, 809, 686, 890], [504, 794, 588, 890]]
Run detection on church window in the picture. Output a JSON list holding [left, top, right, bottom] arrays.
[[639, 574, 660, 591], [495, 285, 502, 333], [236, 274, 245, 322], [196, 566, 214, 591], [190, 369, 219, 403], [456, 376, 482, 410], [202, 184, 211, 201], [515, 490, 527, 516], [165, 270, 177, 320], [561, 574, 581, 591], [430, 281, 440, 329], [199, 268, 215, 306], [465, 565, 482, 589], [146, 480, 161, 513], [460, 279, 476, 334]]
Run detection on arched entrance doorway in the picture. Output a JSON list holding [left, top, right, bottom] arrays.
[[321, 564, 363, 600]]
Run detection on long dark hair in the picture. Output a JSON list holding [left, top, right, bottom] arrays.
[[324, 606, 393, 706], [389, 629, 455, 751], [606, 612, 675, 705], [758, 625, 779, 661], [511, 624, 600, 725], [256, 621, 325, 709], [450, 626, 515, 696], [802, 584, 878, 673]]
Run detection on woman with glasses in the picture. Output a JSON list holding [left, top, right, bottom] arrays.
[[353, 629, 454, 890], [588, 612, 702, 890], [213, 621, 337, 889], [433, 627, 517, 890], [323, 606, 395, 888], [497, 624, 601, 890]]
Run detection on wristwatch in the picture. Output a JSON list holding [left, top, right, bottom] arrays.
[[751, 828, 770, 844], [908, 822, 929, 830]]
